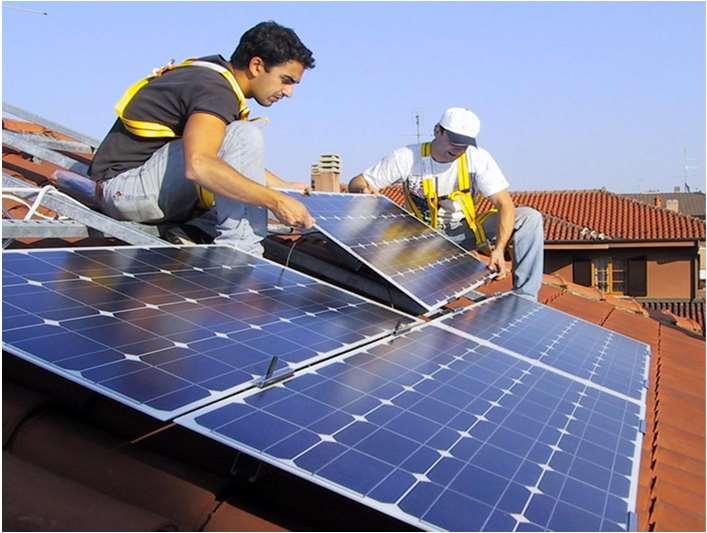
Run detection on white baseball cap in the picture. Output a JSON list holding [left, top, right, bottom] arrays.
[[438, 107, 480, 146]]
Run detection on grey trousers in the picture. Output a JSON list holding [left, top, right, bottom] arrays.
[[99, 121, 267, 256], [444, 207, 545, 299]]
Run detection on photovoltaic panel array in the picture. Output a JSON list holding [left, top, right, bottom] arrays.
[[284, 191, 489, 310], [2, 245, 414, 420], [441, 293, 650, 401], [179, 321, 644, 532]]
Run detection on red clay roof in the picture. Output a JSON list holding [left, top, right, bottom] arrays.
[[643, 301, 705, 336], [491, 189, 705, 241], [380, 185, 706, 241], [621, 192, 706, 219]]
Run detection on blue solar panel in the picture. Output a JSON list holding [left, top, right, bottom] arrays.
[[178, 322, 645, 531], [284, 191, 489, 310], [441, 293, 650, 400], [2, 245, 414, 420]]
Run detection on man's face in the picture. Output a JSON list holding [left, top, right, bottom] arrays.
[[250, 59, 305, 106], [430, 127, 469, 163]]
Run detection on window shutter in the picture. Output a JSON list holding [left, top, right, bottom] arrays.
[[573, 258, 592, 287], [627, 257, 647, 296]]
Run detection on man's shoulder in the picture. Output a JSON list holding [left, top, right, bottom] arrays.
[[467, 145, 496, 165]]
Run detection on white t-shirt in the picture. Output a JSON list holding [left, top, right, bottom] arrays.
[[362, 144, 509, 223]]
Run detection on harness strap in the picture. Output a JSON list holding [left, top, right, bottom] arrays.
[[115, 58, 250, 138], [401, 142, 498, 249], [114, 58, 252, 210]]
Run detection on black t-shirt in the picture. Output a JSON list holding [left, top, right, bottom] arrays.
[[88, 55, 241, 182]]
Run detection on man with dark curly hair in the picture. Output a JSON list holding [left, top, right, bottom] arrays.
[[88, 21, 316, 254]]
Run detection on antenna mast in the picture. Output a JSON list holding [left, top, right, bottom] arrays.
[[415, 113, 421, 145]]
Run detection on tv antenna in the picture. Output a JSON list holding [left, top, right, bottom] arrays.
[[415, 112, 421, 145], [4, 5, 48, 15], [681, 148, 698, 192]]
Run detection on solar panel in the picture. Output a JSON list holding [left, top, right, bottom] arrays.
[[440, 293, 651, 401], [2, 245, 414, 420], [283, 191, 490, 310], [178, 321, 645, 532]]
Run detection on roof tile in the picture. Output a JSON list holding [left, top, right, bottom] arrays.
[[651, 478, 705, 518], [649, 500, 705, 532], [379, 185, 706, 241]]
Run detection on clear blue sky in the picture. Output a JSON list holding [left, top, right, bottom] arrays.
[[3, 1, 705, 192]]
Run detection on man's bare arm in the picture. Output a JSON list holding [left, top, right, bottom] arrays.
[[485, 189, 516, 279], [265, 168, 307, 191], [348, 174, 378, 194], [182, 113, 314, 228]]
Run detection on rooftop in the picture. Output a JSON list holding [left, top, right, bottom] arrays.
[[2, 111, 705, 531], [381, 186, 706, 242], [620, 191, 706, 219]]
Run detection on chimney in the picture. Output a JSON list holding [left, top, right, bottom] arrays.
[[654, 195, 662, 208], [665, 199, 679, 212], [673, 186, 681, 192], [311, 153, 341, 192]]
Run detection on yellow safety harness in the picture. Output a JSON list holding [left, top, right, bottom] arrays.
[[403, 142, 497, 250], [114, 58, 251, 209]]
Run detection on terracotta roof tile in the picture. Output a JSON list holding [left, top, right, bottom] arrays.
[[7, 408, 221, 530], [644, 301, 705, 336], [546, 292, 613, 324], [649, 500, 705, 532], [204, 501, 285, 531], [621, 192, 706, 219], [652, 461, 705, 489], [652, 445, 706, 477], [652, 423, 705, 462], [2, 118, 78, 141], [380, 185, 405, 207], [379, 185, 705, 241], [651, 478, 705, 518], [3, 452, 177, 531], [503, 189, 705, 240], [601, 310, 661, 345]]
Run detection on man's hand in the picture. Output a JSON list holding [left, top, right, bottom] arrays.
[[486, 246, 508, 279], [270, 192, 315, 229], [348, 175, 378, 194], [265, 169, 308, 191]]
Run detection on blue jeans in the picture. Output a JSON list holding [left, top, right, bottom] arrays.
[[444, 207, 544, 299], [99, 121, 267, 256]]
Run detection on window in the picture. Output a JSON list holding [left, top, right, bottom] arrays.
[[574, 255, 647, 296], [611, 258, 626, 294], [627, 257, 647, 296], [573, 259, 591, 287]]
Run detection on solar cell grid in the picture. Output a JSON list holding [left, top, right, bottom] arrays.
[[442, 293, 650, 400], [283, 191, 489, 309], [2, 245, 413, 420], [179, 322, 643, 531]]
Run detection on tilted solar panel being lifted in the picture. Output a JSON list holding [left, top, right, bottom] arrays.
[[178, 321, 645, 532], [282, 191, 490, 311], [2, 245, 414, 420], [440, 293, 651, 401]]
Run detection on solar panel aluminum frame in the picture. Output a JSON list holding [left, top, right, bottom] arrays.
[[2, 244, 418, 421], [434, 293, 650, 523], [276, 190, 495, 314], [176, 321, 443, 531]]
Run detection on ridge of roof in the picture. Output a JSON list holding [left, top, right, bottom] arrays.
[[507, 189, 705, 240]]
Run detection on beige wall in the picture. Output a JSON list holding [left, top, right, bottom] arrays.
[[544, 246, 696, 299], [646, 249, 693, 299]]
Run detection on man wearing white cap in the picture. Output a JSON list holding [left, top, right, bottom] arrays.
[[348, 107, 544, 299]]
